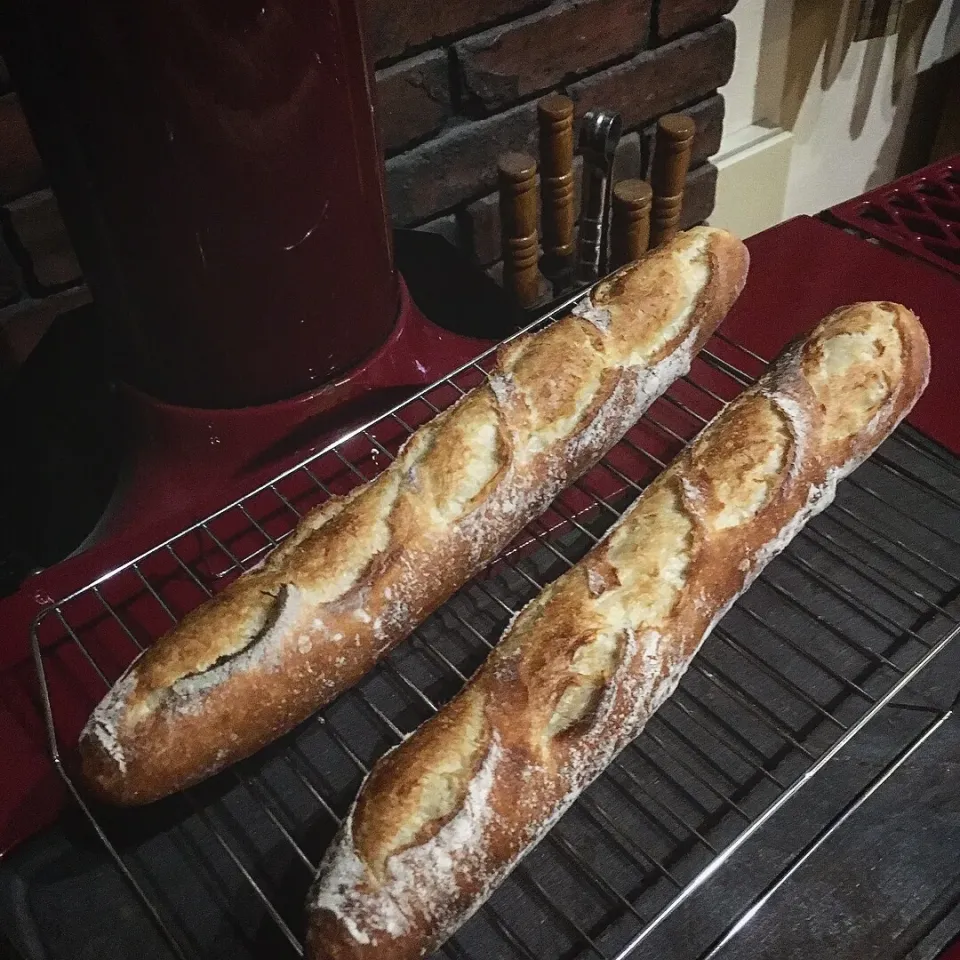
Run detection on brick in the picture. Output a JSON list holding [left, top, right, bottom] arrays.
[[486, 260, 504, 286], [0, 95, 44, 203], [0, 286, 92, 374], [465, 132, 641, 265], [657, 0, 736, 41], [687, 93, 725, 165], [0, 233, 22, 307], [386, 103, 539, 225], [3, 188, 82, 293], [464, 192, 502, 266], [417, 213, 462, 248], [567, 19, 735, 131], [376, 51, 451, 155], [640, 93, 725, 177], [365, 0, 548, 63], [678, 161, 718, 229], [456, 0, 651, 114], [611, 131, 644, 182]]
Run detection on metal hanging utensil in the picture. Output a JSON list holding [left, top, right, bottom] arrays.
[[575, 109, 622, 284]]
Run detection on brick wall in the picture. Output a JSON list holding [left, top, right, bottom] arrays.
[[374, 0, 737, 264], [0, 0, 736, 370], [0, 71, 88, 374]]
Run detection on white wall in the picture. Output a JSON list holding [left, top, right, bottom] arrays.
[[709, 0, 794, 238], [720, 0, 791, 133], [780, 0, 933, 217], [918, 0, 960, 68], [711, 0, 957, 235]]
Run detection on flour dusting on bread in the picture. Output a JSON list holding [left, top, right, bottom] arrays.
[[307, 301, 930, 960], [79, 228, 750, 806]]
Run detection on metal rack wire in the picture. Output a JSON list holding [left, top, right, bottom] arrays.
[[31, 294, 960, 960]]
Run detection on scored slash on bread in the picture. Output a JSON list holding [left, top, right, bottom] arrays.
[[305, 302, 930, 960], [79, 227, 749, 806]]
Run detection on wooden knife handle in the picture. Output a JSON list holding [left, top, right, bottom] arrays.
[[650, 113, 695, 248], [499, 152, 541, 309], [611, 179, 652, 268], [538, 94, 575, 264]]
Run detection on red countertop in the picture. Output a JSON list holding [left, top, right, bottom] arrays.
[[2, 214, 959, 856]]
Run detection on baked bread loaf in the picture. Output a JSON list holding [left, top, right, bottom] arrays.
[[306, 301, 930, 960], [79, 226, 749, 805]]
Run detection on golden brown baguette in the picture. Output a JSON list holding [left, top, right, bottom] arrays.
[[305, 301, 930, 960], [79, 226, 749, 805]]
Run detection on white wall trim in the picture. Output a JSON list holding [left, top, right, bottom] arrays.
[[709, 125, 795, 238]]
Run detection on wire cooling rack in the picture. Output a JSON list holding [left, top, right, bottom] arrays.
[[31, 295, 960, 960]]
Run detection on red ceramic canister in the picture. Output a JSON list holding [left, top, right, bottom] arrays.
[[5, 0, 397, 407]]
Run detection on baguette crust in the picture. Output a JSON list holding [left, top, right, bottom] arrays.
[[306, 302, 930, 960], [80, 227, 749, 805]]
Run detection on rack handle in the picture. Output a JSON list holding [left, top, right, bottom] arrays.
[[611, 179, 653, 268], [499, 152, 541, 309], [575, 109, 622, 284], [538, 94, 576, 266], [650, 113, 695, 249]]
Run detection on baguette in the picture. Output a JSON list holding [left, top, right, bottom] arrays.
[[306, 301, 930, 960], [79, 226, 749, 805]]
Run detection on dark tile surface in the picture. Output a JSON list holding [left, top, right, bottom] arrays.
[[706, 707, 960, 960]]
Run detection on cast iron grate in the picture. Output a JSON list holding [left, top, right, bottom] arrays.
[[829, 158, 960, 277]]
